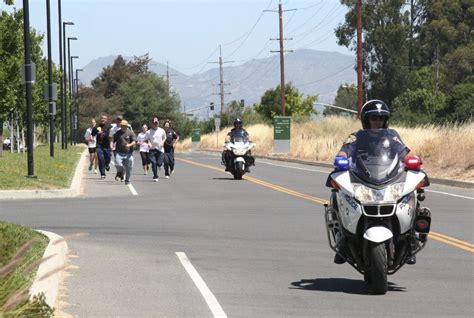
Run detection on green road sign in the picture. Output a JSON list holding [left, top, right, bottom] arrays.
[[191, 129, 201, 142], [273, 116, 291, 140]]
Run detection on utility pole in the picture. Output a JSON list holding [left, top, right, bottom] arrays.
[[357, 0, 363, 115], [209, 45, 234, 114], [266, 1, 295, 116], [165, 61, 178, 95]]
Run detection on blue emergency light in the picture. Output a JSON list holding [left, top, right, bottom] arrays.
[[334, 156, 350, 170]]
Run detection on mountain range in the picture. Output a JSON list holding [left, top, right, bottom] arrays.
[[80, 49, 356, 117]]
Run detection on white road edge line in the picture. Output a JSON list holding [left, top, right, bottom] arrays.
[[176, 252, 227, 318], [425, 189, 473, 200], [127, 183, 138, 196]]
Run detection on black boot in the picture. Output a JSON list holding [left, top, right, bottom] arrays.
[[334, 253, 346, 264]]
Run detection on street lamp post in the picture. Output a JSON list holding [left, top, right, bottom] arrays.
[[62, 22, 74, 148], [58, 0, 64, 149], [46, 0, 55, 157], [22, 0, 35, 177], [70, 56, 79, 144], [75, 68, 83, 143], [67, 37, 77, 145]]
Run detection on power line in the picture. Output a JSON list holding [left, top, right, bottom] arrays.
[[285, 1, 325, 34], [296, 63, 354, 88], [169, 45, 219, 72], [290, 2, 342, 43]]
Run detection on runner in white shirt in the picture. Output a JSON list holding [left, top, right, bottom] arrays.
[[137, 124, 150, 175], [145, 117, 166, 182], [84, 118, 98, 174]]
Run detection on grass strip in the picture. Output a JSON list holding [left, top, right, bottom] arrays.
[[0, 144, 83, 190], [0, 221, 52, 316]]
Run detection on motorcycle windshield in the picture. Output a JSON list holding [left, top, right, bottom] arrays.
[[351, 129, 404, 184], [230, 129, 249, 143]]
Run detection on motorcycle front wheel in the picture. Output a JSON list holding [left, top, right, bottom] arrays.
[[233, 162, 244, 180], [368, 243, 388, 295]]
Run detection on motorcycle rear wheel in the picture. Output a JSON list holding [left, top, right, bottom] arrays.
[[368, 243, 388, 295]]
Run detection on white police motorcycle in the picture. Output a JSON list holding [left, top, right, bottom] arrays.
[[224, 129, 255, 180], [324, 129, 431, 294]]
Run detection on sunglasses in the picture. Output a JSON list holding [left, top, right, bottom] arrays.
[[369, 115, 386, 121]]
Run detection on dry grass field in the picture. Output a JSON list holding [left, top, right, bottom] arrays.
[[177, 117, 474, 182]]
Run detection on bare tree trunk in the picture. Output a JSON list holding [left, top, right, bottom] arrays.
[[21, 126, 25, 153], [0, 121, 4, 157]]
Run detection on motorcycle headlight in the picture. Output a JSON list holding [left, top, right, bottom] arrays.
[[353, 183, 404, 204], [232, 148, 247, 155]]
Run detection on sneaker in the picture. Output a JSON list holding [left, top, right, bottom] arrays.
[[407, 256, 416, 265], [89, 163, 93, 171], [94, 169, 98, 174], [153, 178, 159, 182], [165, 176, 169, 179], [101, 175, 106, 179], [125, 181, 130, 185]]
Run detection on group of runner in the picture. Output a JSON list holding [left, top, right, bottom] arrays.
[[84, 114, 179, 185]]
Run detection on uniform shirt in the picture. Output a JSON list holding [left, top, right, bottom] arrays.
[[113, 129, 136, 154], [145, 127, 166, 152], [84, 127, 97, 148], [164, 129, 179, 153], [137, 132, 149, 152], [91, 123, 112, 148]]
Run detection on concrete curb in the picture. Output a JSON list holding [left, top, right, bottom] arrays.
[[196, 149, 474, 189], [29, 230, 68, 309], [0, 148, 88, 200]]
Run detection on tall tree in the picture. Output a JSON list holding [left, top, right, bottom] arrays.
[[336, 0, 411, 104], [324, 84, 358, 116], [0, 7, 52, 154], [254, 83, 317, 120]]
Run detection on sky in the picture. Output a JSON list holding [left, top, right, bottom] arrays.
[[1, 0, 354, 75]]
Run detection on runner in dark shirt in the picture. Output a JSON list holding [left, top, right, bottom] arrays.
[[163, 120, 179, 178], [91, 115, 112, 178]]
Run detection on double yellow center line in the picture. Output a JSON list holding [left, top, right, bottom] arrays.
[[178, 157, 474, 254]]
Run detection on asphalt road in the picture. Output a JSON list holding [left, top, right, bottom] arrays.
[[0, 152, 472, 317]]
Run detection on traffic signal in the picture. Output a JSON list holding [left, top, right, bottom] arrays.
[[240, 99, 245, 108], [210, 102, 214, 111]]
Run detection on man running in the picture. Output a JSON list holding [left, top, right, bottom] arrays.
[[145, 117, 166, 182], [163, 120, 179, 179], [84, 118, 98, 174], [112, 119, 136, 185], [91, 115, 112, 179]]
